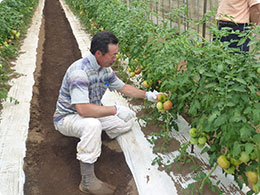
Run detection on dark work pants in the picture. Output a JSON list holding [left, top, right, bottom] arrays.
[[218, 22, 250, 52]]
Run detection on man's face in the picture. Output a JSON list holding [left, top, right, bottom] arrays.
[[96, 44, 118, 67]]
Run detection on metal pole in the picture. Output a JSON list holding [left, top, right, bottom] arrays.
[[162, 0, 164, 20], [209, 0, 213, 40], [186, 0, 189, 30], [202, 0, 207, 39], [169, 0, 172, 28], [197, 0, 200, 34], [156, 0, 159, 25]]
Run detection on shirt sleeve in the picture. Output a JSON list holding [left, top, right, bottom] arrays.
[[249, 0, 260, 7], [68, 70, 90, 104], [106, 68, 125, 91]]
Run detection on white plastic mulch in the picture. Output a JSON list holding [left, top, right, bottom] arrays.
[[0, 0, 45, 194], [0, 0, 253, 194]]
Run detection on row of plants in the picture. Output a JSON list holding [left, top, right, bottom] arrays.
[[0, 0, 39, 104], [65, 0, 260, 194]]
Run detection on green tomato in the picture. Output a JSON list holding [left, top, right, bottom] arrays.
[[230, 157, 241, 166], [197, 143, 205, 149], [130, 72, 135, 77], [189, 128, 197, 138], [253, 184, 260, 193], [247, 171, 258, 184], [257, 67, 260, 74], [157, 93, 167, 103], [190, 137, 198, 145], [250, 150, 257, 161], [158, 108, 166, 113], [156, 102, 163, 110], [217, 155, 230, 169], [15, 32, 20, 39], [239, 152, 250, 163], [198, 136, 207, 145]]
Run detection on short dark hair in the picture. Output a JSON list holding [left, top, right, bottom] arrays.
[[90, 31, 119, 55]]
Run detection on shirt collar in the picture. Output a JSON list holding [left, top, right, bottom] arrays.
[[86, 52, 101, 71]]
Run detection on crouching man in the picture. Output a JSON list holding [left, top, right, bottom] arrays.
[[53, 31, 158, 194]]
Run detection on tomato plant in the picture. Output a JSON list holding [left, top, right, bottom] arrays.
[[65, 0, 260, 193], [0, 0, 38, 104]]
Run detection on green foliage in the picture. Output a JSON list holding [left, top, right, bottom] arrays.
[[66, 0, 260, 192], [0, 0, 38, 103]]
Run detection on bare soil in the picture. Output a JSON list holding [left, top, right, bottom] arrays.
[[23, 0, 137, 194]]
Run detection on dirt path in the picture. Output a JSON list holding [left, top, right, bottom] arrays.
[[23, 0, 137, 194]]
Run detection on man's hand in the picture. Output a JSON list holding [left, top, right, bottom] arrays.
[[145, 91, 159, 102], [115, 105, 136, 122]]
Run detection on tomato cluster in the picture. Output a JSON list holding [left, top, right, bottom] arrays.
[[128, 66, 142, 78], [156, 94, 173, 113], [189, 127, 207, 149], [216, 152, 259, 193]]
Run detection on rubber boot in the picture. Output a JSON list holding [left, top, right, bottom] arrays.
[[79, 161, 116, 195]]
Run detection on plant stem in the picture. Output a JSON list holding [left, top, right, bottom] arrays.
[[199, 163, 218, 193], [162, 111, 171, 150], [257, 143, 260, 184], [165, 111, 170, 142]]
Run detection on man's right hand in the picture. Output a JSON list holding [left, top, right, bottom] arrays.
[[115, 105, 136, 122]]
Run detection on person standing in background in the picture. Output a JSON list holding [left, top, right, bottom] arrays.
[[216, 0, 260, 52]]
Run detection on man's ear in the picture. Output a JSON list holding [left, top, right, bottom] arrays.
[[95, 50, 103, 57]]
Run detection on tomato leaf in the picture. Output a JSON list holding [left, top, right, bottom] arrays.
[[252, 109, 260, 125], [229, 86, 247, 93], [216, 64, 224, 73], [234, 77, 247, 85], [201, 146, 209, 154], [247, 85, 256, 94], [246, 190, 254, 195], [245, 143, 255, 153], [234, 175, 244, 190], [198, 67, 206, 74], [208, 111, 219, 122], [232, 142, 242, 157], [253, 134, 260, 143], [226, 102, 236, 107], [204, 72, 216, 78], [243, 107, 251, 114], [214, 113, 227, 127], [240, 127, 252, 140]]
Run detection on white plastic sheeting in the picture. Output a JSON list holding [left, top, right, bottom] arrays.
[[0, 0, 45, 195]]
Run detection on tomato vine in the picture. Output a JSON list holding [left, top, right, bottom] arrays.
[[66, 0, 260, 193]]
